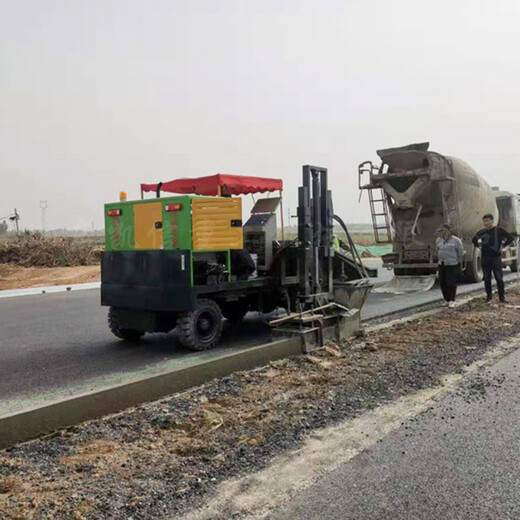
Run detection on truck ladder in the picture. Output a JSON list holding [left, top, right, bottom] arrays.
[[368, 187, 392, 243], [359, 161, 392, 244]]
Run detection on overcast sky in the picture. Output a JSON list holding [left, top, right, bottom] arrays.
[[1, 0, 519, 230]]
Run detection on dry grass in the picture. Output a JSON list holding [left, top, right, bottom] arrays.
[[0, 233, 101, 268]]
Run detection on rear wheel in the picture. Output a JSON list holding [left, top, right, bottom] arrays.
[[178, 299, 223, 351], [108, 307, 145, 342], [464, 246, 483, 283]]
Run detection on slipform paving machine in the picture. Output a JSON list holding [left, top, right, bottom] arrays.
[[102, 166, 372, 351]]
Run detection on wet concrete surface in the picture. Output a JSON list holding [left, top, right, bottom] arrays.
[[270, 346, 520, 520]]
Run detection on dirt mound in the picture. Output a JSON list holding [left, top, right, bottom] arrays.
[[0, 233, 100, 267], [0, 264, 100, 290]]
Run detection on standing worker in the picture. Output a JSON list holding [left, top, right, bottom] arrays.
[[472, 213, 514, 304], [436, 224, 463, 308]]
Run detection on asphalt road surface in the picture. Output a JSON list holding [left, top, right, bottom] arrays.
[[0, 289, 270, 412], [0, 263, 516, 411], [270, 344, 520, 520]]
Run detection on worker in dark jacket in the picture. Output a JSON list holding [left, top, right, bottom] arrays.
[[436, 224, 463, 308], [472, 213, 514, 304]]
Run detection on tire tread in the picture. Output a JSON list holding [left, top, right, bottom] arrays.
[[177, 298, 223, 351]]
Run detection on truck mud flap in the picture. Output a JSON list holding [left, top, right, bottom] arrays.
[[373, 274, 437, 294]]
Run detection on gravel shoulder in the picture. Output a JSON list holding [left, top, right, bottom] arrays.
[[2, 292, 520, 519]]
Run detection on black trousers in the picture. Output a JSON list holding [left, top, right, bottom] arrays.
[[438, 263, 458, 302], [482, 256, 505, 299]]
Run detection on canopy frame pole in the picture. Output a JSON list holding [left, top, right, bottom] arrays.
[[279, 190, 285, 240], [217, 185, 222, 197], [140, 187, 144, 200]]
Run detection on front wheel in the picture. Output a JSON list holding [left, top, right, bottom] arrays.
[[510, 259, 518, 272], [177, 299, 223, 351], [108, 307, 145, 342], [464, 246, 483, 283]]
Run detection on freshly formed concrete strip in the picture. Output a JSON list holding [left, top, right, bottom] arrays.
[[364, 274, 520, 321], [0, 337, 302, 449], [0, 282, 100, 299]]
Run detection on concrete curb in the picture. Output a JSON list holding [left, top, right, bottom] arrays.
[[364, 277, 519, 323], [0, 337, 302, 449], [0, 282, 100, 299]]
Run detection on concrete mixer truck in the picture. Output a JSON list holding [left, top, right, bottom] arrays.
[[359, 142, 519, 291]]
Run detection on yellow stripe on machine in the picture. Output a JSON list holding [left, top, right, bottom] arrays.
[[192, 198, 243, 251]]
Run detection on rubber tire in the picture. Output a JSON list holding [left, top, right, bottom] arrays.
[[510, 259, 518, 273], [108, 307, 145, 342], [178, 298, 223, 351], [464, 247, 483, 283], [222, 302, 248, 323]]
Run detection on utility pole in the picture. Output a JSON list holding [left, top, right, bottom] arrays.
[[12, 209, 20, 235], [40, 200, 48, 234]]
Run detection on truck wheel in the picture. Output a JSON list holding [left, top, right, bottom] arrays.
[[464, 247, 483, 283], [222, 302, 248, 323], [178, 299, 223, 351], [510, 259, 518, 272], [108, 307, 145, 342]]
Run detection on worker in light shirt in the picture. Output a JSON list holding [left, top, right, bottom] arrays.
[[436, 224, 463, 308]]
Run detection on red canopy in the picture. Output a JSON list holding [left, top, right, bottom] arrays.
[[141, 174, 283, 197]]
